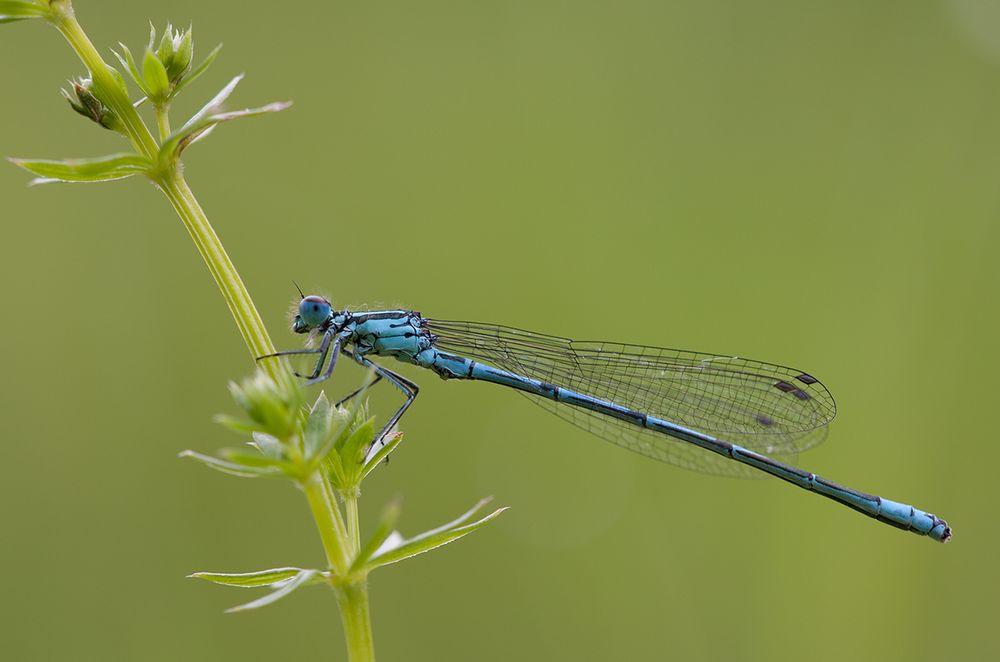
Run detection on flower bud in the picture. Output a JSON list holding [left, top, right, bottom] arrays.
[[228, 371, 303, 441], [154, 23, 194, 85], [61, 78, 121, 131]]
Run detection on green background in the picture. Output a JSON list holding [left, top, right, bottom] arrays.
[[1, 1, 997, 660]]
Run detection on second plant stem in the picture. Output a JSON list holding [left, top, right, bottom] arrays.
[[335, 580, 376, 662], [304, 472, 351, 573], [304, 475, 375, 660]]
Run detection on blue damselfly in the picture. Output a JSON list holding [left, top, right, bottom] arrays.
[[260, 295, 951, 543]]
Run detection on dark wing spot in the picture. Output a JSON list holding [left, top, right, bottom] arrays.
[[792, 389, 811, 400], [774, 381, 796, 392], [796, 373, 819, 385], [756, 414, 776, 427]]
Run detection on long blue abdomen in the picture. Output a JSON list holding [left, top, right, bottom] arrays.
[[411, 348, 950, 542]]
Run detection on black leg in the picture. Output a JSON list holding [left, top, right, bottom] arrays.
[[353, 355, 419, 449], [299, 332, 337, 380], [335, 372, 384, 408], [258, 332, 336, 380], [304, 335, 342, 386], [256, 348, 321, 361]]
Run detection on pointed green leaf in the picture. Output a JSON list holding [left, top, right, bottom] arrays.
[[227, 378, 252, 414], [350, 498, 401, 572], [142, 48, 170, 101], [173, 43, 222, 95], [174, 101, 292, 157], [250, 431, 284, 460], [105, 63, 129, 101], [185, 73, 244, 127], [225, 569, 320, 613], [189, 567, 326, 588], [329, 406, 355, 452], [361, 431, 404, 479], [365, 498, 509, 571], [303, 391, 333, 459], [373, 531, 404, 556], [341, 416, 375, 471], [160, 77, 291, 160], [324, 443, 347, 488], [305, 404, 354, 474], [112, 44, 150, 96], [178, 449, 282, 478], [219, 448, 300, 476], [213, 413, 263, 435], [9, 154, 151, 185]]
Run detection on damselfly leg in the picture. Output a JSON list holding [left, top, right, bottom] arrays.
[[351, 354, 419, 449], [335, 358, 384, 407], [257, 331, 337, 380]]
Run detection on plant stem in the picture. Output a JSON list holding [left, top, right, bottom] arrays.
[[345, 492, 361, 554], [155, 104, 171, 142], [158, 171, 295, 389], [335, 581, 376, 662], [303, 472, 351, 574], [311, 478, 375, 662]]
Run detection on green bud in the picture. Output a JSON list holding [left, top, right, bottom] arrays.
[[61, 78, 121, 131], [156, 23, 175, 62], [173, 28, 194, 80], [151, 23, 195, 88], [142, 47, 170, 102], [228, 371, 303, 442]]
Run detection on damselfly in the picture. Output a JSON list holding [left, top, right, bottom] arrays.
[[259, 295, 951, 543]]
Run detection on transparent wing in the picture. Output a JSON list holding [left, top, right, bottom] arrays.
[[427, 319, 836, 477]]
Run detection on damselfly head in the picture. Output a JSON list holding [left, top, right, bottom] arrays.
[[293, 295, 333, 333]]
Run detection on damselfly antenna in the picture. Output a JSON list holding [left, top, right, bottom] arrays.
[[292, 280, 305, 299]]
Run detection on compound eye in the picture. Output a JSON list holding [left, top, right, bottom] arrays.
[[298, 295, 332, 327]]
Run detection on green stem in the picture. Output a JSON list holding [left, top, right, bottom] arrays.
[[51, 4, 158, 158], [305, 469, 376, 662], [303, 472, 351, 574], [158, 171, 294, 389], [155, 103, 171, 142], [345, 492, 361, 554], [335, 581, 376, 662]]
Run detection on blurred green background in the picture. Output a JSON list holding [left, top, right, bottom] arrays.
[[1, 1, 997, 660]]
